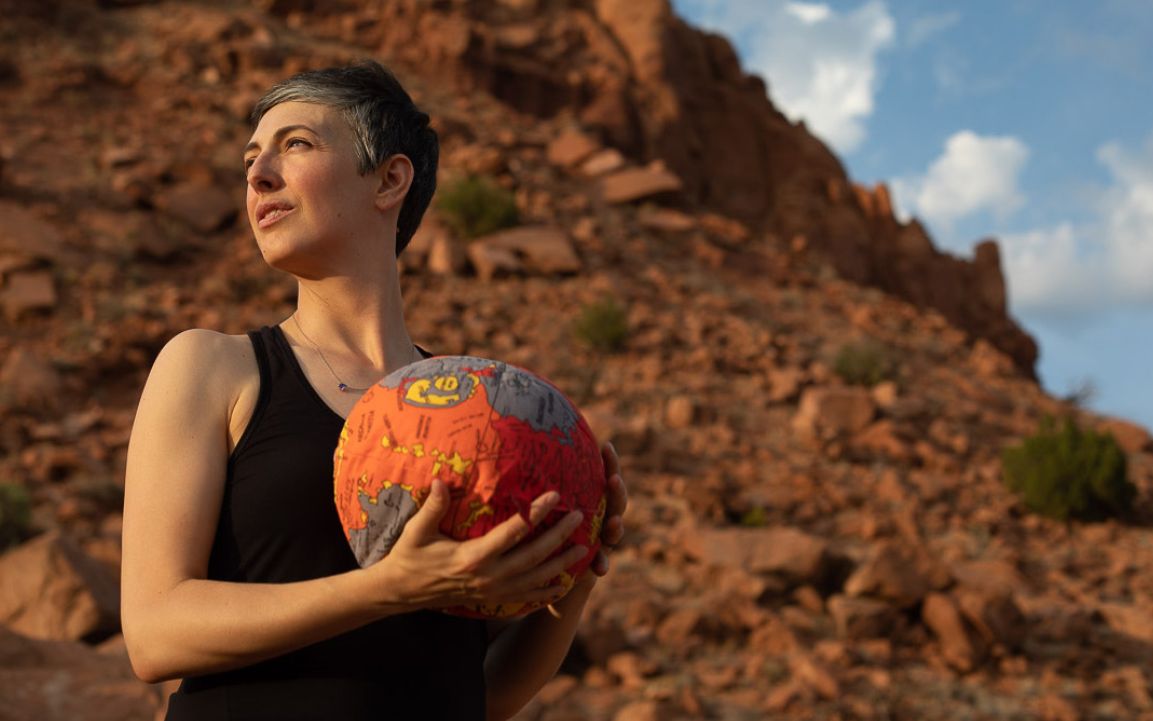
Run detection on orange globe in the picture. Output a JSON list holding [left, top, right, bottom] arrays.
[[333, 355, 606, 617]]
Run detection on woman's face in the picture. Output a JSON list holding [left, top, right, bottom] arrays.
[[243, 101, 383, 275]]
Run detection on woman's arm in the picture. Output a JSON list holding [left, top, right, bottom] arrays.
[[484, 575, 597, 721], [484, 444, 629, 720], [121, 329, 387, 682], [121, 330, 585, 683]]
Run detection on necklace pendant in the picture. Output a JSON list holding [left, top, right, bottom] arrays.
[[337, 383, 349, 392]]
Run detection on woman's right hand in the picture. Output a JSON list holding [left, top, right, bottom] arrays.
[[368, 480, 588, 611]]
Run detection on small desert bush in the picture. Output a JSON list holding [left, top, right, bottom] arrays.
[[833, 340, 895, 387], [1002, 416, 1135, 522], [0, 483, 32, 550], [573, 297, 629, 354], [739, 505, 769, 528], [436, 175, 519, 240]]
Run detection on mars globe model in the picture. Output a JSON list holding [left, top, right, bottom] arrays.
[[333, 355, 606, 618]]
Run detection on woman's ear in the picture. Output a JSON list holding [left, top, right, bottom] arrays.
[[374, 154, 414, 213]]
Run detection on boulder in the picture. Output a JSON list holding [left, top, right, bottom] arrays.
[[663, 395, 696, 429], [547, 127, 601, 168], [950, 558, 1029, 598], [0, 270, 56, 320], [599, 165, 684, 204], [850, 420, 914, 462], [0, 348, 61, 409], [403, 212, 449, 268], [0, 533, 120, 642], [427, 235, 466, 276], [0, 202, 64, 260], [466, 242, 521, 281], [793, 387, 876, 438], [684, 526, 830, 585], [922, 592, 985, 672], [0, 627, 157, 721], [470, 226, 581, 276], [581, 148, 627, 176], [789, 653, 839, 700], [155, 181, 237, 234], [767, 367, 805, 403], [637, 207, 695, 233], [955, 588, 1027, 650], [826, 595, 897, 640], [844, 541, 930, 608], [1099, 602, 1153, 645]]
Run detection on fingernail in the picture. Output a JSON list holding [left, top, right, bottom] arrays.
[[569, 511, 584, 525]]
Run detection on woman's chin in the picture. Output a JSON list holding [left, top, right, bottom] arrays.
[[259, 247, 315, 277]]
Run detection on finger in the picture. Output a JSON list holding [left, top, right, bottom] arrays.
[[494, 543, 589, 600], [590, 549, 609, 577], [526, 490, 562, 528], [600, 515, 624, 548], [606, 472, 628, 518], [468, 491, 561, 558], [497, 579, 572, 608], [403, 479, 452, 540], [601, 441, 620, 480], [499, 510, 583, 576]]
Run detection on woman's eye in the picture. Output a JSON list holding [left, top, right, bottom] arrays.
[[286, 138, 310, 149]]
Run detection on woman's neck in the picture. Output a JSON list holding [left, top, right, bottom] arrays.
[[288, 269, 421, 377]]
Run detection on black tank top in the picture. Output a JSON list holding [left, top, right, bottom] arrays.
[[165, 326, 488, 721]]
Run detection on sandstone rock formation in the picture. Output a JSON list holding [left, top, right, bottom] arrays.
[[367, 0, 1038, 376]]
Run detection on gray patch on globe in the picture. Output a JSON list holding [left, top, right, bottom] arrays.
[[383, 356, 582, 441], [348, 484, 419, 567]]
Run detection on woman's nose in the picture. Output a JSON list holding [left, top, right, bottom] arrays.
[[246, 153, 283, 192]]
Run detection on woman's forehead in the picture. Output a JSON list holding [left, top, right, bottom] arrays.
[[247, 101, 345, 146]]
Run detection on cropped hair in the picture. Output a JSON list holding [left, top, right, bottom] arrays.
[[250, 61, 438, 256]]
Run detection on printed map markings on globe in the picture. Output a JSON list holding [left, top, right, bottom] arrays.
[[333, 356, 607, 618]]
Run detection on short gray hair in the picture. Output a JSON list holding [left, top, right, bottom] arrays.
[[251, 61, 438, 256]]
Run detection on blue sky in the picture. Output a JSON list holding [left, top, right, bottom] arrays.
[[672, 0, 1153, 431]]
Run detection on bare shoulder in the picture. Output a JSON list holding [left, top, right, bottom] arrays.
[[134, 329, 259, 438], [153, 329, 255, 381]]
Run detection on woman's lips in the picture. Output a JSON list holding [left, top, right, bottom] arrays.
[[258, 206, 294, 229]]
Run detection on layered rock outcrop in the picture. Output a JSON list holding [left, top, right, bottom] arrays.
[[364, 0, 1037, 375]]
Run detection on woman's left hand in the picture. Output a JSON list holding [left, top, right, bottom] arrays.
[[590, 442, 628, 577]]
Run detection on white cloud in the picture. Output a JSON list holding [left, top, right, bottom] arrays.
[[681, 0, 895, 153], [895, 128, 1153, 317], [893, 130, 1029, 232], [1096, 136, 1153, 298], [786, 2, 832, 25], [991, 132, 1153, 317], [1000, 223, 1103, 316], [906, 11, 960, 47]]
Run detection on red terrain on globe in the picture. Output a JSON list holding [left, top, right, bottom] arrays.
[[333, 357, 606, 617]]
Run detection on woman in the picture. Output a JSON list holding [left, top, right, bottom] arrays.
[[121, 61, 628, 720]]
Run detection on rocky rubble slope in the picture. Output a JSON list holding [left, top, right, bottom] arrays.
[[0, 1, 1151, 720]]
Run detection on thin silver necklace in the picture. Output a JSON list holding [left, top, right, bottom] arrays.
[[292, 314, 372, 393]]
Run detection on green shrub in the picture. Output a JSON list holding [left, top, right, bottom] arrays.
[[435, 175, 519, 240], [833, 340, 895, 387], [1002, 416, 1135, 522], [0, 483, 32, 550], [740, 505, 769, 527], [573, 296, 629, 354]]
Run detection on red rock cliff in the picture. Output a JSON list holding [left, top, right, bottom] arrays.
[[361, 0, 1037, 376]]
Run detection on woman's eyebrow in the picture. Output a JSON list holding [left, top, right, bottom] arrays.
[[243, 124, 318, 155]]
